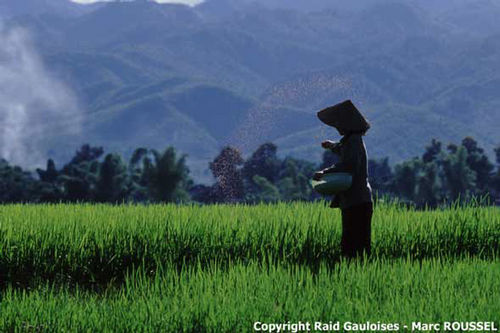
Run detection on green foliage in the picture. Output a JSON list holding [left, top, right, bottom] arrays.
[[422, 138, 442, 163], [461, 137, 495, 196], [141, 147, 192, 203], [276, 158, 314, 201], [35, 159, 63, 203], [368, 157, 393, 194], [394, 158, 421, 202], [442, 146, 476, 202], [247, 175, 281, 203], [128, 147, 151, 201], [1, 138, 499, 206], [494, 146, 500, 202], [95, 153, 129, 203], [0, 159, 36, 203], [29, 145, 192, 204], [242, 142, 280, 192], [415, 161, 442, 207], [388, 137, 499, 207], [60, 144, 103, 202]]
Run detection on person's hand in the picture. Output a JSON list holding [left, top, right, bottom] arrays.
[[321, 140, 337, 149], [313, 171, 324, 181]]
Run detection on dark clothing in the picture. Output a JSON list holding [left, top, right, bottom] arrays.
[[316, 100, 373, 258], [322, 134, 373, 258], [341, 202, 373, 257], [321, 133, 372, 209]]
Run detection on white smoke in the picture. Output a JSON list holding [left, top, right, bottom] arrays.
[[0, 25, 81, 167]]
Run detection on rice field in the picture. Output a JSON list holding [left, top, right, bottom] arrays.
[[0, 201, 498, 331]]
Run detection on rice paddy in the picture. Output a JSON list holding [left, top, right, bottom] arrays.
[[0, 201, 498, 331]]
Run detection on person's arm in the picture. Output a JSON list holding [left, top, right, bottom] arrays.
[[322, 140, 341, 154], [323, 137, 358, 174], [314, 162, 347, 180], [313, 137, 361, 180]]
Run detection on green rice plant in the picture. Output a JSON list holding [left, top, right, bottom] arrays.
[[0, 258, 498, 332], [0, 201, 498, 287]]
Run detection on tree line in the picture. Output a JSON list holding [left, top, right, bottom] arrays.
[[1, 137, 499, 207]]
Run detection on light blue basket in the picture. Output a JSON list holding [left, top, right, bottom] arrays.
[[311, 172, 352, 195]]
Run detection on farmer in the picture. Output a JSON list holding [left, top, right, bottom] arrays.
[[313, 100, 373, 258]]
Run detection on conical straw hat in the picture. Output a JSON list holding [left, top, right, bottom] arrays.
[[317, 100, 370, 134]]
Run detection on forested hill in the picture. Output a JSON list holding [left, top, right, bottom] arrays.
[[1, 0, 500, 184]]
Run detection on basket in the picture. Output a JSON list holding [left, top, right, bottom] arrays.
[[311, 172, 352, 195]]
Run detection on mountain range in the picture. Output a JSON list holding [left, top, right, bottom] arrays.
[[1, 0, 499, 184]]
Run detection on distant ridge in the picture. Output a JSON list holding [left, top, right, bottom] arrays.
[[1, 0, 499, 184]]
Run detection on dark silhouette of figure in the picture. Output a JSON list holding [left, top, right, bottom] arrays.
[[313, 100, 373, 258]]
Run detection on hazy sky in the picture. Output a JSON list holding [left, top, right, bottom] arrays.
[[71, 0, 204, 5]]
